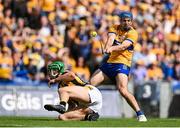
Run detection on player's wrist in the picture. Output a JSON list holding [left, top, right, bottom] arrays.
[[53, 78, 57, 83]]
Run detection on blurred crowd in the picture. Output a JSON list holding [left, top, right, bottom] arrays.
[[0, 0, 179, 88]]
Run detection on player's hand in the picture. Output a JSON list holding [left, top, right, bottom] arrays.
[[48, 79, 56, 88], [104, 49, 108, 54], [105, 47, 113, 54]]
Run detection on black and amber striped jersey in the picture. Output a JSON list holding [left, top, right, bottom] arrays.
[[58, 72, 88, 88]]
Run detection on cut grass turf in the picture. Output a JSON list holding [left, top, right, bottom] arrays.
[[0, 116, 180, 127]]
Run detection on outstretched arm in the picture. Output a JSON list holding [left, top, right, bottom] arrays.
[[48, 71, 76, 85]]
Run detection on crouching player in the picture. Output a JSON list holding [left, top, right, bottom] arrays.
[[44, 61, 102, 121]]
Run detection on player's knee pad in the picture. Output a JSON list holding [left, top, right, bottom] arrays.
[[85, 112, 99, 121]]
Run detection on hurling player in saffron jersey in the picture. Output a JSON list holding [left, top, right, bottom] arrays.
[[90, 11, 147, 122]]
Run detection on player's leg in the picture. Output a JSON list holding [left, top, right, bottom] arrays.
[[116, 73, 147, 122], [58, 86, 90, 103], [58, 108, 88, 121], [56, 86, 91, 113], [116, 73, 140, 111], [58, 108, 99, 121], [44, 86, 90, 113], [90, 69, 108, 86], [45, 86, 90, 113]]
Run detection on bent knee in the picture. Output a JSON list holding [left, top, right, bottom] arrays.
[[58, 88, 67, 94]]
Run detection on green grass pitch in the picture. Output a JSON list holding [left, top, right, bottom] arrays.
[[0, 116, 180, 127]]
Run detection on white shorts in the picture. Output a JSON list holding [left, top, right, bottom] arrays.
[[86, 85, 102, 113]]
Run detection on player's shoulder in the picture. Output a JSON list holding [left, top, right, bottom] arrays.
[[128, 27, 138, 35], [109, 24, 120, 33], [62, 70, 69, 74], [111, 24, 120, 29], [63, 70, 75, 76]]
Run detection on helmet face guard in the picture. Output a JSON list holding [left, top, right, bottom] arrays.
[[47, 61, 65, 79], [119, 11, 133, 31]]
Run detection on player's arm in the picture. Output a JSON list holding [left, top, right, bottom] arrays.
[[106, 30, 138, 53], [49, 71, 76, 84], [104, 33, 116, 53], [104, 25, 118, 53], [106, 39, 132, 53]]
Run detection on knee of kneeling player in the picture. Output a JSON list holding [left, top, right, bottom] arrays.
[[58, 88, 67, 94]]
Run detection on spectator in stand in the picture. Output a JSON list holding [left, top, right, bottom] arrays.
[[146, 62, 163, 81], [72, 56, 90, 82], [0, 47, 13, 81]]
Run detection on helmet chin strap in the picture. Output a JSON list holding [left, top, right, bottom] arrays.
[[50, 70, 59, 78]]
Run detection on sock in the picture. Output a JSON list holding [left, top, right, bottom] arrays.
[[60, 101, 67, 107], [136, 110, 144, 116], [60, 101, 68, 111]]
